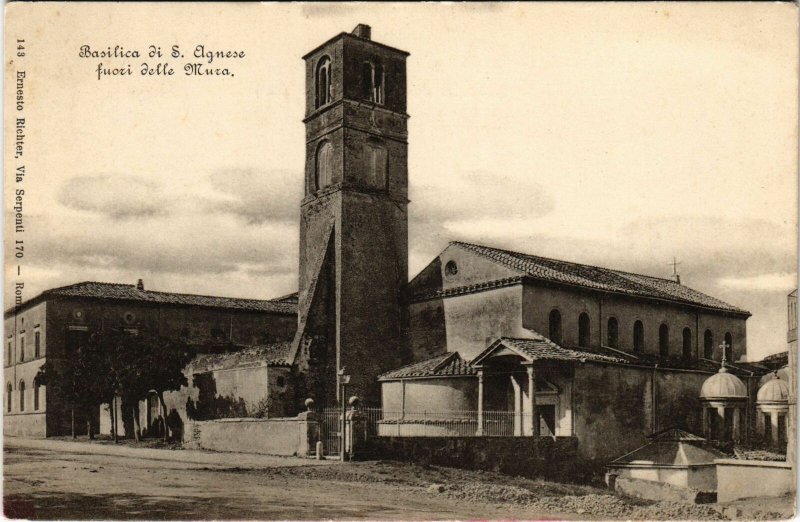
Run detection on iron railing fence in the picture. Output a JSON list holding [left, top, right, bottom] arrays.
[[363, 408, 537, 437]]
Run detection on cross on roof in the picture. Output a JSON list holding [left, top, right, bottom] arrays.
[[668, 257, 681, 277], [719, 341, 730, 366]]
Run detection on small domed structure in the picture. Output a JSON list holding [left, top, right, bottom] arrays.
[[757, 376, 789, 404], [756, 374, 790, 445], [700, 366, 747, 400], [699, 353, 748, 442]]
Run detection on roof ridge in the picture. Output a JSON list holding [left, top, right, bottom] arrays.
[[452, 241, 678, 284], [50, 280, 287, 303]]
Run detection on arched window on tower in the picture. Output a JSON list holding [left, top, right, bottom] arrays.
[[704, 330, 714, 359], [633, 320, 644, 353], [6, 383, 11, 413], [578, 313, 591, 348], [362, 61, 384, 104], [315, 141, 334, 190], [607, 317, 619, 348], [659, 324, 669, 358], [682, 327, 692, 360], [316, 57, 332, 108], [548, 309, 562, 344], [18, 380, 25, 412], [364, 140, 388, 189], [724, 332, 733, 361]]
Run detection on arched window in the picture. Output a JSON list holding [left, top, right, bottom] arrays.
[[6, 384, 12, 413], [704, 330, 714, 359], [18, 380, 25, 412], [315, 141, 334, 190], [607, 317, 619, 348], [362, 61, 384, 104], [578, 313, 591, 347], [316, 57, 332, 108], [633, 320, 644, 353], [659, 324, 669, 358], [34, 378, 41, 411], [364, 140, 387, 189], [682, 327, 692, 360], [724, 332, 733, 361], [548, 309, 562, 344]]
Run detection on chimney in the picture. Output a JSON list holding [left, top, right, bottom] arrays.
[[351, 24, 371, 40], [675, 274, 681, 285], [136, 279, 144, 291]]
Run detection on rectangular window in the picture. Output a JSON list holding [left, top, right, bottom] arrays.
[[34, 331, 40, 358], [6, 341, 11, 365], [19, 337, 25, 362]]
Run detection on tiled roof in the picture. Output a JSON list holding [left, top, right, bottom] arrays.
[[379, 352, 476, 380], [491, 336, 628, 364], [452, 242, 749, 315], [190, 342, 294, 371], [6, 281, 297, 316]]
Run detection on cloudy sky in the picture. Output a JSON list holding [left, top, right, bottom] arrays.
[[4, 3, 797, 360]]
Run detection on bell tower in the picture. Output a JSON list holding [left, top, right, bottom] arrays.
[[293, 25, 409, 406]]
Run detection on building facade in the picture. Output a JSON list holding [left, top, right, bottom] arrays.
[[4, 280, 296, 437]]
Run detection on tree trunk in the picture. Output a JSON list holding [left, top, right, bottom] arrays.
[[86, 417, 93, 440], [71, 408, 76, 439], [112, 396, 118, 443], [159, 391, 169, 442], [132, 402, 141, 442]]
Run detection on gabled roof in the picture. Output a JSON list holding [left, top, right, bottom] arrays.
[[451, 242, 749, 316], [5, 281, 297, 317], [189, 342, 294, 371], [379, 352, 476, 380], [472, 334, 628, 367]]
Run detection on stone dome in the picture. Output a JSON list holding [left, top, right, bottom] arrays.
[[756, 376, 789, 404], [700, 367, 747, 400]]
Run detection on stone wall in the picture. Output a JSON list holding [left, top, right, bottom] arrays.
[[715, 458, 794, 503], [183, 413, 319, 457], [364, 436, 600, 483]]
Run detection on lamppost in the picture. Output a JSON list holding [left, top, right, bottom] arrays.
[[338, 367, 350, 462]]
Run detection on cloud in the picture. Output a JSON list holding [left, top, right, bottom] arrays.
[[204, 169, 301, 225], [717, 272, 797, 292], [57, 175, 169, 220]]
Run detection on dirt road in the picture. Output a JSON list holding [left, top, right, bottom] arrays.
[[3, 442, 582, 520]]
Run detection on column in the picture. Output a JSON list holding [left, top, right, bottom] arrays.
[[702, 407, 709, 438], [527, 365, 538, 437], [476, 368, 484, 436], [732, 408, 740, 441], [510, 375, 522, 436], [771, 411, 779, 443]]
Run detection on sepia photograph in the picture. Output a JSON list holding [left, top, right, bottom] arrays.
[[3, 2, 798, 520]]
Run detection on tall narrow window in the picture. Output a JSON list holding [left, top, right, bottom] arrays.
[[364, 141, 387, 189], [724, 332, 733, 361], [607, 317, 619, 348], [633, 321, 644, 353], [34, 331, 40, 358], [6, 341, 11, 365], [316, 57, 332, 108], [578, 313, 591, 348], [682, 327, 692, 360], [659, 324, 669, 358], [548, 309, 562, 344], [315, 141, 334, 190], [704, 330, 714, 359], [34, 378, 41, 411], [6, 384, 11, 413], [18, 380, 25, 412], [362, 62, 384, 104], [19, 337, 24, 362]]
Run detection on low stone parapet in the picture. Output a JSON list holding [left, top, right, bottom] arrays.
[[183, 411, 319, 457], [715, 458, 794, 503]]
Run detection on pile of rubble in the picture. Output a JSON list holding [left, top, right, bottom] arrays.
[[433, 482, 727, 520]]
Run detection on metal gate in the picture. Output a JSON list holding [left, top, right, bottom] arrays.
[[319, 407, 341, 456]]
